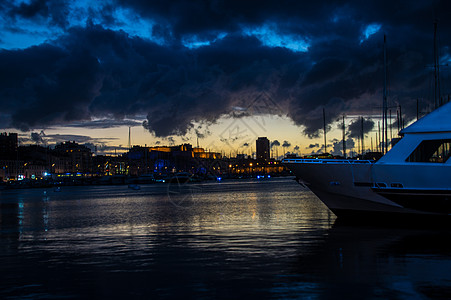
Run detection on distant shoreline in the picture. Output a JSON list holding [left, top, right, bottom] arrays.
[[1, 173, 295, 190]]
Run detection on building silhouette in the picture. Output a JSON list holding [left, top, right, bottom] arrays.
[[256, 137, 270, 162], [0, 132, 18, 160], [0, 132, 288, 183]]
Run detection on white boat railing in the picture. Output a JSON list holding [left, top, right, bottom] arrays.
[[282, 159, 374, 164]]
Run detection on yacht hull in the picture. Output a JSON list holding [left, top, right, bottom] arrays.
[[372, 188, 451, 214], [309, 185, 438, 218], [284, 159, 449, 218]]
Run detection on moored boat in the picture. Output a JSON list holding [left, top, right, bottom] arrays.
[[283, 101, 451, 220]]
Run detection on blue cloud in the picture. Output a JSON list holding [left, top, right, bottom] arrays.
[[360, 23, 381, 43], [242, 24, 309, 52], [182, 32, 227, 49]]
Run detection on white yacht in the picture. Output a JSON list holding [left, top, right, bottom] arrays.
[[283, 101, 451, 219]]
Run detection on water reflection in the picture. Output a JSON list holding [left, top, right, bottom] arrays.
[[1, 179, 451, 298], [0, 200, 20, 241], [283, 224, 451, 299]]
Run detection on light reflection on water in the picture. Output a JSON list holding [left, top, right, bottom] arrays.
[[1, 178, 451, 299]]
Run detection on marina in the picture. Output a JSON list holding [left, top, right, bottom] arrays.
[[2, 178, 451, 298], [2, 1, 451, 299]]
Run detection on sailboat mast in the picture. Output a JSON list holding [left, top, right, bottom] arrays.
[[361, 117, 364, 155], [399, 105, 403, 130], [389, 109, 393, 145], [342, 115, 346, 158], [383, 34, 388, 154], [434, 20, 441, 108], [378, 121, 381, 152], [323, 108, 327, 154], [128, 127, 131, 150], [371, 137, 373, 152]]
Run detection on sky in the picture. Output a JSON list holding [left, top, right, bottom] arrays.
[[1, 0, 451, 157]]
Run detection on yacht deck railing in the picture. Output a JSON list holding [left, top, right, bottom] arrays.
[[282, 159, 374, 164]]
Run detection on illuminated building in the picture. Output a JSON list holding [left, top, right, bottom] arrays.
[[18, 145, 48, 179], [193, 147, 222, 159], [53, 141, 92, 174]]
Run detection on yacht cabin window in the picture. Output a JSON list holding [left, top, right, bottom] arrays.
[[406, 139, 451, 163]]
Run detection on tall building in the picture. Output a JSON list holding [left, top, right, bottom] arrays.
[[256, 137, 270, 161], [0, 132, 18, 160]]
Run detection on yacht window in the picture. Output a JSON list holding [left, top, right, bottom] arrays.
[[406, 139, 451, 163]]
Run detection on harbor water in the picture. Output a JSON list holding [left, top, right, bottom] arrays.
[[1, 177, 451, 299]]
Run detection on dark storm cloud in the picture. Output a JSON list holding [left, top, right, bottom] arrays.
[[42, 133, 120, 154], [270, 140, 280, 148], [19, 132, 119, 153], [347, 118, 375, 138], [64, 119, 142, 129], [1, 0, 451, 138], [0, 25, 299, 136], [194, 126, 211, 139], [331, 138, 355, 157], [6, 0, 70, 28], [282, 140, 291, 148], [31, 131, 45, 144], [0, 41, 102, 131], [44, 134, 118, 144], [114, 0, 376, 38], [307, 143, 319, 149], [78, 141, 128, 155], [9, 0, 49, 19]]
